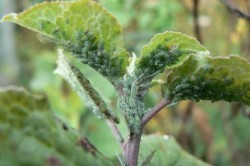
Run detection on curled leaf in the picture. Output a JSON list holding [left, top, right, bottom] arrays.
[[162, 54, 250, 105], [135, 31, 208, 81]]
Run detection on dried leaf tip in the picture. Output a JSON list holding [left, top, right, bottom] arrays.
[[1, 13, 18, 22]]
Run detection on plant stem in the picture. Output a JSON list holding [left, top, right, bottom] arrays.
[[123, 99, 170, 165], [125, 131, 142, 166], [220, 0, 250, 20], [106, 119, 124, 149], [141, 98, 170, 127], [192, 0, 203, 44]]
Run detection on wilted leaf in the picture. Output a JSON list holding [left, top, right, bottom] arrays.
[[0, 87, 112, 166], [1, 0, 129, 81], [162, 54, 250, 105], [139, 135, 211, 166]]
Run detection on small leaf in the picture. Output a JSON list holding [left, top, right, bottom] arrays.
[[0, 87, 112, 166], [55, 49, 119, 123], [1, 0, 129, 81], [139, 135, 211, 166], [162, 54, 250, 105], [135, 31, 208, 81]]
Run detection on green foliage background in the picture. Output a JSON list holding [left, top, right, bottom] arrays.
[[1, 0, 250, 165]]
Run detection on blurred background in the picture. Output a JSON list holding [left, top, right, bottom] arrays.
[[1, 0, 250, 165]]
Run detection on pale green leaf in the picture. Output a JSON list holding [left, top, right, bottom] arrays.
[[139, 135, 211, 166], [162, 54, 250, 105], [135, 31, 208, 80], [54, 49, 118, 123], [0, 87, 112, 166], [1, 0, 129, 80], [140, 150, 155, 166]]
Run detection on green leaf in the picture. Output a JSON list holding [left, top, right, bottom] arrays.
[[1, 0, 129, 81], [54, 49, 119, 123], [162, 54, 250, 105], [135, 31, 208, 81], [140, 150, 155, 166], [0, 87, 112, 166], [139, 135, 211, 166]]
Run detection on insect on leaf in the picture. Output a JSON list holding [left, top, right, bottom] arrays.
[[1, 0, 129, 81], [162, 54, 250, 105], [54, 49, 119, 123], [135, 31, 208, 82]]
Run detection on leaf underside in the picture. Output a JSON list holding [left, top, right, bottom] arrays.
[[135, 31, 208, 81], [55, 50, 118, 122], [0, 87, 111, 166], [163, 54, 250, 105], [1, 0, 129, 81]]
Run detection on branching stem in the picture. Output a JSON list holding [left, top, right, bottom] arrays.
[[141, 98, 170, 127], [123, 98, 170, 166]]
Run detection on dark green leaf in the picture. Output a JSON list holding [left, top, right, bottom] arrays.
[[0, 87, 112, 166], [162, 54, 250, 105], [135, 31, 208, 81]]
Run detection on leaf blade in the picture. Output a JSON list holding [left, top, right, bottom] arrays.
[[135, 31, 208, 79], [2, 0, 129, 81], [0, 87, 112, 166], [162, 54, 250, 105], [140, 135, 211, 166], [54, 49, 119, 122]]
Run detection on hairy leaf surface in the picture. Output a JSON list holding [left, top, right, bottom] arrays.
[[135, 31, 208, 80], [55, 50, 118, 122], [163, 55, 250, 104], [1, 0, 129, 81], [0, 87, 112, 166], [139, 135, 211, 166]]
